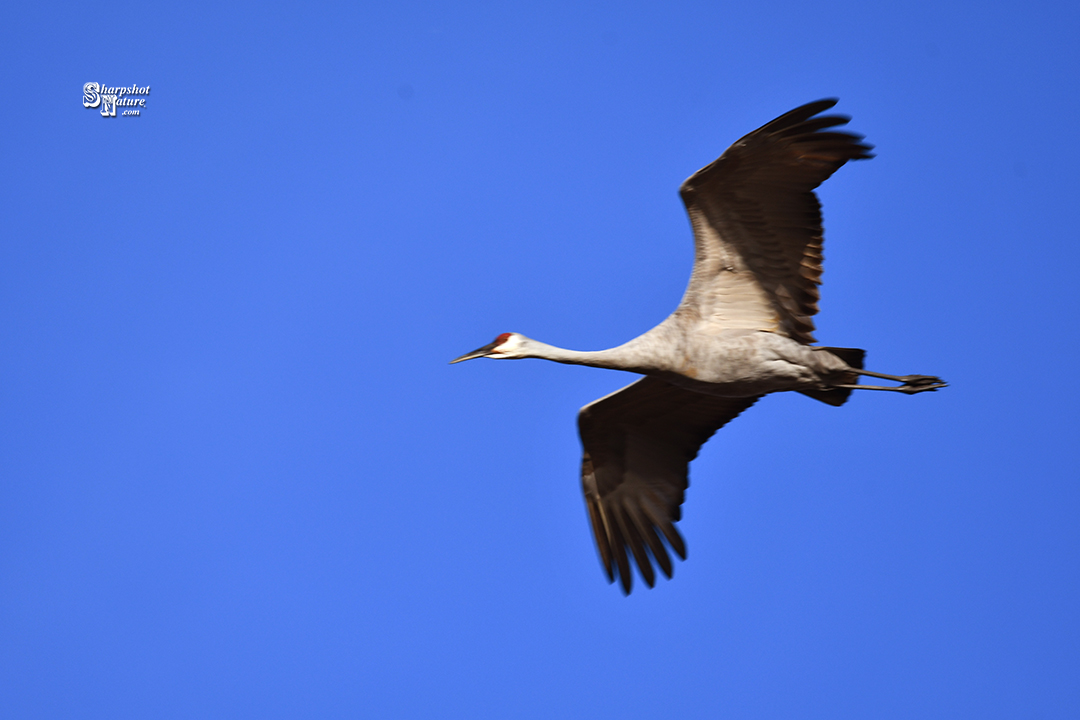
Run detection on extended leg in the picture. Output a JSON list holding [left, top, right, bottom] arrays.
[[833, 369, 946, 394], [851, 369, 942, 384]]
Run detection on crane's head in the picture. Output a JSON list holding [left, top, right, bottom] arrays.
[[449, 332, 529, 363]]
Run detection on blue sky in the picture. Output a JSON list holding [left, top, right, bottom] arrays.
[[2, 1, 1079, 718]]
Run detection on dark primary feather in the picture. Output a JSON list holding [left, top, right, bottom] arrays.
[[578, 377, 760, 594], [679, 99, 874, 344]]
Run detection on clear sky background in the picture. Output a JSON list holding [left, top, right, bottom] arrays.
[[2, 1, 1079, 718]]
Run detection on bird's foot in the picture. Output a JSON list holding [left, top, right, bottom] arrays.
[[896, 375, 947, 393]]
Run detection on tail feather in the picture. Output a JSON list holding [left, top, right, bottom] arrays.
[[821, 346, 866, 370], [798, 346, 866, 407]]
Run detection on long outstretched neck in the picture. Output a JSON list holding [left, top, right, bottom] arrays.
[[522, 338, 647, 373]]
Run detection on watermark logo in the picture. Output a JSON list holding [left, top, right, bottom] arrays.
[[83, 82, 150, 117]]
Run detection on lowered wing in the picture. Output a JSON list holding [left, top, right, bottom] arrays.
[[579, 376, 760, 593]]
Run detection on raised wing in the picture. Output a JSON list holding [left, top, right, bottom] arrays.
[[678, 99, 873, 344], [578, 376, 760, 593]]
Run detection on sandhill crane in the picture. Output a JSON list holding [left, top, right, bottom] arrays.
[[451, 99, 945, 594]]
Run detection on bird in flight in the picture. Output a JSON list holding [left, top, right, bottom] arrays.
[[451, 99, 945, 594]]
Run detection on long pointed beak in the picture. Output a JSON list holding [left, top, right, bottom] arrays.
[[449, 340, 500, 364]]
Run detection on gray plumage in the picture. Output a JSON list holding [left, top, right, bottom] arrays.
[[452, 99, 945, 594]]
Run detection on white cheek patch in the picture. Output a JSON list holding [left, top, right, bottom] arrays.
[[496, 334, 526, 356]]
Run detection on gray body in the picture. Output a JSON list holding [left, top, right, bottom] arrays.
[[591, 325, 852, 397]]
